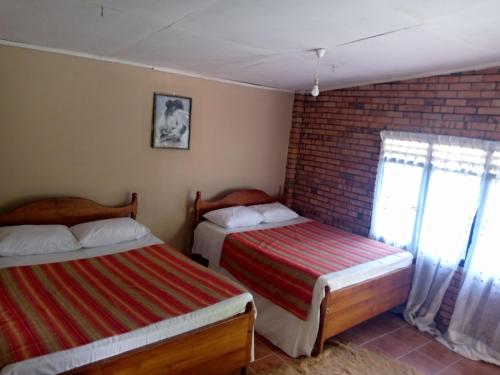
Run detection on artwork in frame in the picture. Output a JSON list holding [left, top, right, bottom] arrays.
[[152, 93, 192, 149]]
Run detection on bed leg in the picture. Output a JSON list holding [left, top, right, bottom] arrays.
[[312, 340, 325, 357], [240, 302, 254, 374], [312, 286, 330, 357]]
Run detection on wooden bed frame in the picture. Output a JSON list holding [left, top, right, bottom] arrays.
[[194, 189, 414, 356], [0, 193, 254, 375]]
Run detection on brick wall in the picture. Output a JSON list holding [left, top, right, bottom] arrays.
[[436, 268, 463, 332], [285, 66, 500, 330]]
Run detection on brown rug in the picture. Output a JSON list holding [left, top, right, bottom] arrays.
[[260, 342, 422, 375]]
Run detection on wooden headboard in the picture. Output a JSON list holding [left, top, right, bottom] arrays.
[[0, 193, 138, 227], [194, 189, 285, 225]]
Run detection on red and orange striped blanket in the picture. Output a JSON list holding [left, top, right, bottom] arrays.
[[220, 220, 406, 320], [0, 244, 246, 369]]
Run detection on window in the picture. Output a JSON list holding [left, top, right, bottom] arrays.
[[370, 131, 499, 264], [370, 138, 427, 249]]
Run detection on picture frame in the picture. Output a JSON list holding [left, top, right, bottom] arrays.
[[151, 93, 192, 149]]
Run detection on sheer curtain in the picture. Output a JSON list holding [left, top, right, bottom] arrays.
[[371, 131, 488, 334], [439, 151, 500, 364], [404, 142, 485, 332]]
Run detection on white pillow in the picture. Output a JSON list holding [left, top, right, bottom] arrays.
[[203, 206, 264, 229], [0, 225, 81, 257], [250, 202, 299, 223], [71, 218, 151, 248]]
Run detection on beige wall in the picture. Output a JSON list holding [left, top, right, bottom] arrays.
[[0, 45, 294, 250]]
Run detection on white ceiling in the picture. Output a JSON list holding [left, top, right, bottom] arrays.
[[1, 0, 500, 91]]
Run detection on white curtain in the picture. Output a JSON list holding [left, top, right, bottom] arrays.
[[439, 151, 500, 364], [370, 131, 489, 334], [404, 145, 484, 333]]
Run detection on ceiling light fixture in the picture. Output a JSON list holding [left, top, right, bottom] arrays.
[[311, 48, 326, 97]]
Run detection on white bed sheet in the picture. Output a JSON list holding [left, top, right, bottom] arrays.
[[192, 218, 413, 357], [1, 234, 253, 375]]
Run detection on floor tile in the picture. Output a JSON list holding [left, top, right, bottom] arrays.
[[331, 320, 386, 345], [450, 358, 500, 375], [249, 353, 286, 373], [363, 333, 414, 358], [254, 336, 275, 360], [398, 350, 445, 375], [435, 367, 462, 375], [237, 313, 500, 375], [362, 340, 393, 358], [255, 334, 293, 360], [418, 341, 463, 367], [390, 325, 432, 349], [370, 312, 407, 333], [332, 330, 359, 345]]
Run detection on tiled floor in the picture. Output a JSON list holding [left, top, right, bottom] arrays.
[[245, 312, 500, 375]]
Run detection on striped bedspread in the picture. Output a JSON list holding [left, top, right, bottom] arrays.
[[220, 220, 406, 320], [0, 244, 246, 369]]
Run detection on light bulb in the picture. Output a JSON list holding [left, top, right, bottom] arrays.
[[311, 84, 319, 97], [310, 48, 326, 97], [311, 78, 319, 96]]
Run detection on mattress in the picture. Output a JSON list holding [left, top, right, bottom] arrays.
[[1, 234, 253, 375], [192, 218, 413, 357]]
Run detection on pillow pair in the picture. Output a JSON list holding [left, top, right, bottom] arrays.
[[203, 202, 298, 229], [0, 218, 150, 257]]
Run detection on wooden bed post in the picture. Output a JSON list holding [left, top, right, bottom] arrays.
[[241, 302, 255, 375], [194, 191, 202, 226], [312, 286, 330, 356], [281, 185, 288, 206], [130, 192, 138, 219]]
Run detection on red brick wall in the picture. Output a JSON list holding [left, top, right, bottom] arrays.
[[436, 268, 463, 332], [285, 66, 500, 329]]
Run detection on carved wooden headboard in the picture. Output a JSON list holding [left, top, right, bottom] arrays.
[[194, 189, 285, 225], [0, 193, 138, 227]]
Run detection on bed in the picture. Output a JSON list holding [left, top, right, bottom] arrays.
[[192, 189, 414, 358], [0, 193, 254, 375]]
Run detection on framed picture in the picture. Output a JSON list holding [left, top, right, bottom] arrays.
[[152, 93, 192, 149]]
